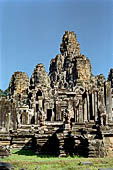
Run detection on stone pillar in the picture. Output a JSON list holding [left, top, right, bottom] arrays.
[[78, 96, 83, 122], [6, 113, 11, 132], [38, 96, 43, 109], [87, 92, 90, 122], [106, 82, 112, 122], [64, 108, 71, 129], [40, 110, 46, 127], [74, 98, 79, 122], [17, 110, 21, 127], [51, 111, 54, 121], [92, 93, 95, 120], [94, 91, 98, 122], [56, 102, 61, 121], [76, 107, 79, 122], [74, 107, 79, 122], [84, 97, 87, 122], [51, 103, 54, 121]]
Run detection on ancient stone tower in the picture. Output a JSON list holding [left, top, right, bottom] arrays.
[[49, 31, 92, 89], [0, 31, 113, 157]]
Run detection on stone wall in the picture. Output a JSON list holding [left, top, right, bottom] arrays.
[[0, 98, 17, 131]]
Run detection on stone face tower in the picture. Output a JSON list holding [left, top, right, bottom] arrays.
[[60, 31, 80, 56], [29, 64, 53, 124], [30, 64, 50, 89], [49, 31, 92, 89], [9, 72, 29, 97]]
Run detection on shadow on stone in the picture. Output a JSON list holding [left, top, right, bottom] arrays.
[[14, 137, 36, 156], [74, 136, 89, 157], [36, 133, 60, 157], [64, 132, 75, 156]]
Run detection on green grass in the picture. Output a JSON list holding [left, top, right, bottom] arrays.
[[0, 149, 113, 170]]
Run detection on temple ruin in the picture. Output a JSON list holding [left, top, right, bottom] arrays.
[[0, 31, 113, 157]]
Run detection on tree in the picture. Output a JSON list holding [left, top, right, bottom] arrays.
[[0, 88, 9, 97]]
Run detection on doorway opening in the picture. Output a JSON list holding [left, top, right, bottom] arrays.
[[47, 109, 52, 121]]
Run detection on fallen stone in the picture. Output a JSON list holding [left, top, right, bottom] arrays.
[[98, 169, 113, 170], [35, 167, 40, 170], [0, 146, 10, 157], [0, 162, 14, 170], [79, 162, 93, 165]]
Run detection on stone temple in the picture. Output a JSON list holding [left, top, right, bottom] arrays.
[[0, 31, 113, 157]]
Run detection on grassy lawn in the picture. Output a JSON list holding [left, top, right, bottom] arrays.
[[0, 149, 113, 170]]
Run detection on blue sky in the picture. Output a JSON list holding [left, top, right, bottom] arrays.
[[0, 0, 113, 90]]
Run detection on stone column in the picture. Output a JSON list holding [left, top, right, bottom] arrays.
[[51, 103, 54, 121], [106, 82, 112, 122], [78, 96, 83, 122], [56, 102, 61, 121], [92, 93, 95, 120], [17, 110, 21, 127], [74, 107, 79, 122], [87, 92, 90, 122], [94, 91, 98, 122], [51, 111, 54, 121], [76, 107, 79, 122], [74, 98, 79, 122], [6, 113, 11, 132], [38, 96, 43, 109], [84, 97, 87, 122]]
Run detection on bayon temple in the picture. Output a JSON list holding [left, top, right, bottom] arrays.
[[0, 31, 113, 157]]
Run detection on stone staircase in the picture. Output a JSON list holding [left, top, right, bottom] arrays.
[[35, 122, 63, 156], [71, 122, 104, 157], [0, 122, 107, 157], [10, 125, 37, 149], [0, 131, 11, 146]]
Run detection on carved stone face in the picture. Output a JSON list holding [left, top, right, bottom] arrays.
[[78, 63, 91, 81]]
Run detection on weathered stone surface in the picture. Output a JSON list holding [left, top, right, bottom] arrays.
[[108, 69, 113, 88], [49, 31, 92, 89], [0, 98, 17, 131], [108, 69, 113, 120], [0, 146, 10, 157], [30, 64, 50, 88], [0, 31, 113, 158], [9, 71, 29, 97], [60, 31, 80, 55]]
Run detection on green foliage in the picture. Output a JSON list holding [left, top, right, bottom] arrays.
[[4, 88, 9, 96], [0, 89, 4, 96], [0, 88, 9, 97], [0, 149, 113, 170]]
